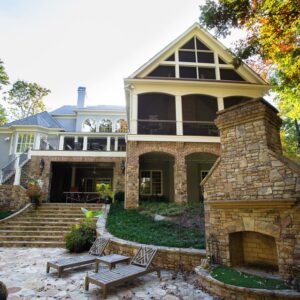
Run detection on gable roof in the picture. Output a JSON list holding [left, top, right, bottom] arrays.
[[2, 111, 64, 129], [127, 23, 267, 85]]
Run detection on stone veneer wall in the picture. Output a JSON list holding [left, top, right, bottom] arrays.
[[202, 98, 300, 280], [125, 141, 220, 209], [23, 156, 126, 202], [0, 185, 29, 211]]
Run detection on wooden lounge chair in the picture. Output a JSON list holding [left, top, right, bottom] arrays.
[[46, 237, 109, 277], [85, 246, 160, 299]]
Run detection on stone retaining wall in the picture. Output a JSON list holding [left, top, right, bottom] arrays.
[[97, 205, 206, 271], [195, 267, 300, 300], [0, 185, 29, 211]]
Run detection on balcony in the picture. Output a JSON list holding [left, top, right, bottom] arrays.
[[138, 120, 176, 135], [182, 121, 219, 136], [32, 133, 126, 157]]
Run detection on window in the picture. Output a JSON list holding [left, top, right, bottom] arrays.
[[140, 170, 162, 196], [82, 118, 96, 132], [99, 118, 112, 133], [201, 170, 209, 181], [220, 69, 245, 81], [16, 133, 34, 153], [148, 66, 175, 78]]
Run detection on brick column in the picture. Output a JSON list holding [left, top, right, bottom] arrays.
[[125, 141, 139, 209], [174, 154, 188, 204], [113, 158, 125, 193]]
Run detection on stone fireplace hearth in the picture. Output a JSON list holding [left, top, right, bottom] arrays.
[[202, 98, 300, 281]]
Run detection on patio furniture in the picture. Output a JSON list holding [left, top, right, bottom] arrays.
[[95, 254, 130, 272], [64, 192, 101, 203], [46, 237, 109, 278], [85, 246, 160, 299]]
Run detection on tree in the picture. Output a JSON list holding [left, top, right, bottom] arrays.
[[0, 59, 9, 125], [0, 59, 9, 89], [5, 80, 50, 120], [199, 0, 300, 160]]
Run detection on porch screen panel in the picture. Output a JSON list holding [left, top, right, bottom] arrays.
[[138, 93, 176, 135], [182, 94, 218, 136]]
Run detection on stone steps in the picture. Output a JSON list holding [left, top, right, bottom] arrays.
[[0, 203, 102, 248], [0, 241, 66, 248], [0, 230, 68, 236]]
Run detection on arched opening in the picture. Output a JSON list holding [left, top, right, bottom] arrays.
[[229, 231, 278, 272], [138, 93, 176, 135], [185, 152, 218, 202], [99, 118, 112, 133], [139, 152, 175, 202], [182, 94, 218, 136], [115, 119, 128, 133], [224, 96, 253, 109], [82, 118, 97, 132]]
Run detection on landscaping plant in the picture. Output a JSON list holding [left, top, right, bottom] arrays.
[[65, 208, 101, 253], [96, 183, 114, 203]]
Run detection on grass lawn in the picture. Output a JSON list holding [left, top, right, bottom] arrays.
[[0, 211, 13, 220], [211, 266, 289, 290], [106, 202, 205, 249]]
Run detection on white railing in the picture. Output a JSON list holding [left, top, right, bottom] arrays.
[[0, 149, 31, 185]]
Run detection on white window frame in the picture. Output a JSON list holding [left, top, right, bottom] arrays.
[[99, 118, 113, 133], [15, 133, 35, 154], [140, 170, 163, 196]]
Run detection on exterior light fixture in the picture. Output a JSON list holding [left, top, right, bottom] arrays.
[[120, 160, 125, 174], [39, 158, 45, 175]]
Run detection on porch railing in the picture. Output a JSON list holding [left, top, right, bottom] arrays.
[[138, 120, 177, 135], [182, 121, 219, 136]]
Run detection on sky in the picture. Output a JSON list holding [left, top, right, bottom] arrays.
[[0, 0, 248, 111]]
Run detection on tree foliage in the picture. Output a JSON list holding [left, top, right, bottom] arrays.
[[199, 0, 300, 160], [0, 59, 9, 89], [5, 80, 50, 120]]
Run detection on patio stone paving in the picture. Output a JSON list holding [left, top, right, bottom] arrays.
[[0, 248, 213, 300]]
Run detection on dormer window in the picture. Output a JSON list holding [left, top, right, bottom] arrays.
[[99, 119, 112, 133]]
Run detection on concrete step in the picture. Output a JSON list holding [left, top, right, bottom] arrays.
[[0, 230, 68, 236], [3, 221, 77, 226], [0, 241, 65, 248], [0, 235, 65, 242], [15, 217, 85, 222], [0, 225, 71, 231]]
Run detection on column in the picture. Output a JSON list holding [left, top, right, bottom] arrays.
[[174, 154, 188, 204], [131, 94, 138, 134], [71, 166, 76, 187], [59, 136, 64, 150], [114, 137, 119, 151], [217, 97, 224, 111], [83, 136, 88, 150], [34, 133, 41, 150], [13, 156, 21, 185], [107, 137, 111, 151], [175, 95, 183, 135]]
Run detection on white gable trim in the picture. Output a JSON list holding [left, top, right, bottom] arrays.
[[128, 23, 267, 85]]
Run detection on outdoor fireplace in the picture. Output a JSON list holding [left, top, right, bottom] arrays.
[[229, 231, 278, 271], [202, 98, 300, 281]]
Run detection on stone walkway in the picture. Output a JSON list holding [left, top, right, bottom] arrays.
[[0, 248, 213, 300]]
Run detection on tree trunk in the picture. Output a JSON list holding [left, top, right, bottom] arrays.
[[294, 119, 300, 153]]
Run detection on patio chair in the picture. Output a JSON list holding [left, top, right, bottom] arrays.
[[46, 237, 109, 278], [85, 246, 160, 299]]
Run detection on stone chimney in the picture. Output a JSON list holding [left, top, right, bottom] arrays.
[[77, 86, 86, 108], [202, 97, 300, 281]]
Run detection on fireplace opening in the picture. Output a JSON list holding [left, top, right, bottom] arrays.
[[229, 231, 279, 272]]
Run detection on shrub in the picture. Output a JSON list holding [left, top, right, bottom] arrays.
[[65, 218, 96, 253], [114, 191, 124, 202], [0, 281, 7, 300]]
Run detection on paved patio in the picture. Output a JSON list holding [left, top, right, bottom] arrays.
[[0, 248, 213, 300]]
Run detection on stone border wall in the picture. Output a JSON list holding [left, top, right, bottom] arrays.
[[97, 205, 206, 271], [195, 267, 300, 300], [0, 185, 29, 211]]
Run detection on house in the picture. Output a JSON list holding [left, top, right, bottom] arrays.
[[0, 23, 268, 206]]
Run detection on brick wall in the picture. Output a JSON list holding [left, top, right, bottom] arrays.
[[24, 156, 126, 202], [125, 141, 220, 209]]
